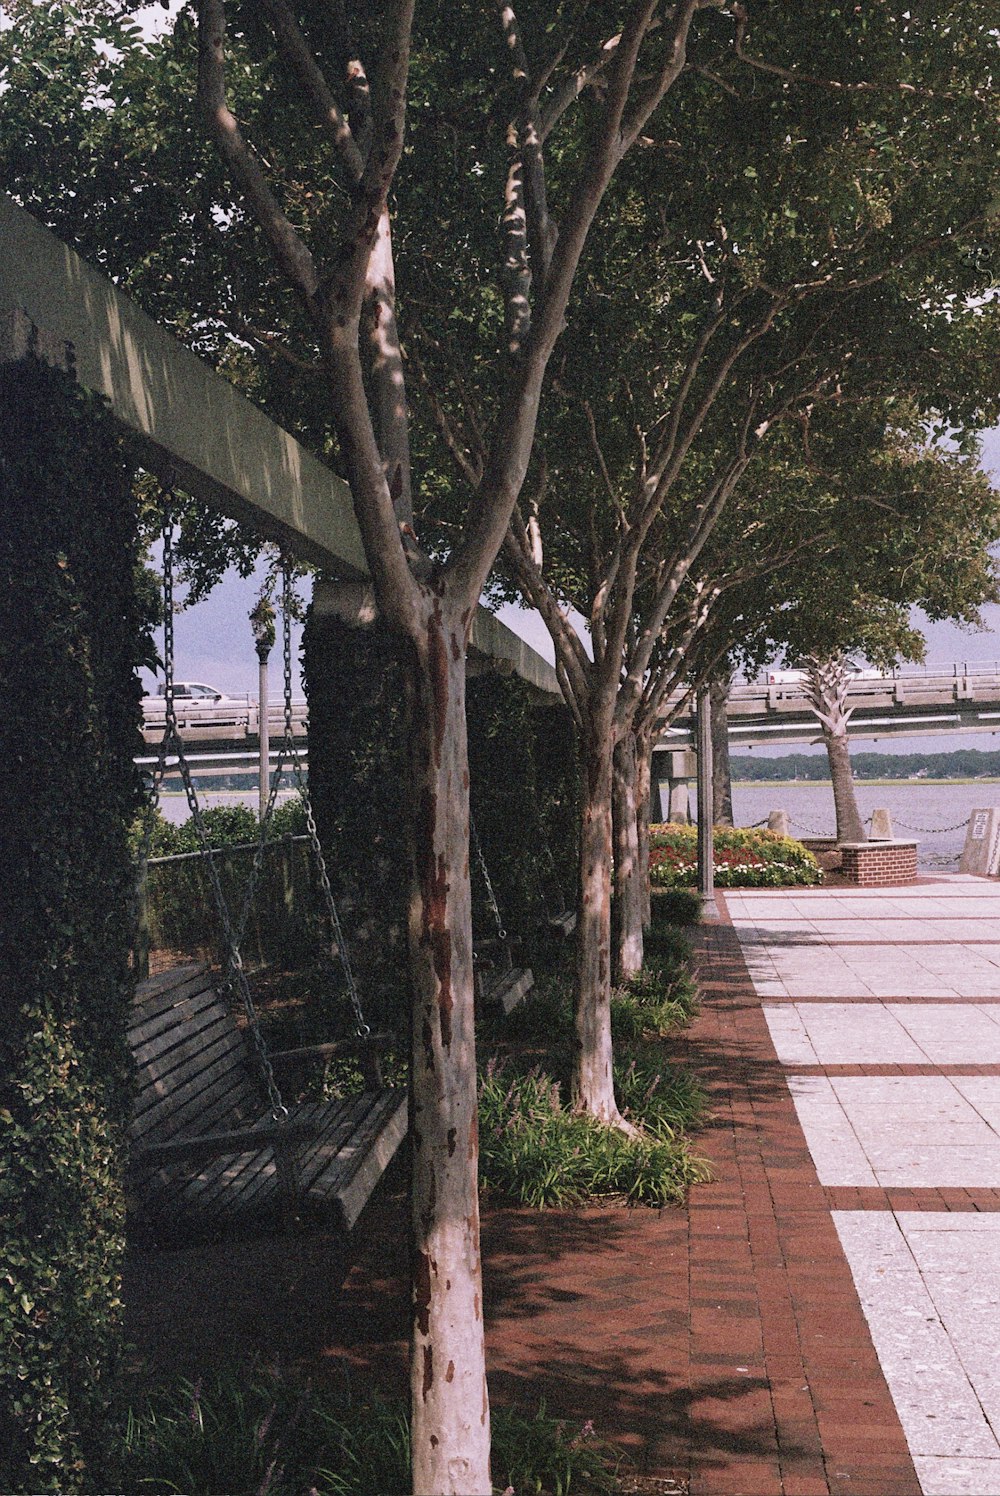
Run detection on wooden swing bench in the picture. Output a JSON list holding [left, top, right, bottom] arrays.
[[473, 936, 533, 1015], [546, 907, 577, 938], [128, 962, 408, 1240]]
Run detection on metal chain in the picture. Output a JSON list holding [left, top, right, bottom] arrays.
[[276, 564, 370, 1040], [158, 516, 287, 1118], [888, 817, 970, 835], [788, 817, 837, 837], [537, 819, 568, 910], [780, 811, 969, 838], [471, 815, 506, 941]]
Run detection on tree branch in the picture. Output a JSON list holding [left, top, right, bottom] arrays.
[[260, 0, 366, 183], [196, 0, 318, 300], [503, 504, 592, 705]]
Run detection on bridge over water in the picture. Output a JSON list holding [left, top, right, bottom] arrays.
[[663, 663, 1000, 749], [142, 661, 1000, 782]]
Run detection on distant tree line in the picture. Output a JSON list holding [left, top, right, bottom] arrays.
[[732, 750, 1000, 782]]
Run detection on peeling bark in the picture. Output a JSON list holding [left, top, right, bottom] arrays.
[[710, 675, 733, 826], [362, 208, 413, 527], [635, 725, 654, 931], [406, 604, 491, 1496], [574, 704, 626, 1125], [612, 731, 644, 981]]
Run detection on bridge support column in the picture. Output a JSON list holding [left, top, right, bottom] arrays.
[[651, 748, 696, 824]]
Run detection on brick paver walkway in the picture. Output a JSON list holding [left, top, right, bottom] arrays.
[[128, 881, 1000, 1494]]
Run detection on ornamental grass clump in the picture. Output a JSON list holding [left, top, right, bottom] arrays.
[[478, 1060, 709, 1209], [117, 1369, 620, 1495], [610, 944, 700, 1043], [649, 823, 822, 889]]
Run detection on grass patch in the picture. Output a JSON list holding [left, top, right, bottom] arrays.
[[610, 954, 699, 1044], [478, 1058, 709, 1209], [478, 896, 711, 1209], [116, 1369, 621, 1495]]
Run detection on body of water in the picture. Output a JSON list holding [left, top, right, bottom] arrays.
[[156, 788, 299, 826], [157, 781, 998, 870], [731, 781, 1000, 870]]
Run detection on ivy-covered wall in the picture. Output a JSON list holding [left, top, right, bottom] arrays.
[[466, 670, 578, 940], [302, 610, 579, 1030], [302, 612, 411, 1032], [0, 358, 145, 1492]]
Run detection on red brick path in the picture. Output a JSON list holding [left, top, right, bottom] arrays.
[[125, 909, 922, 1495]]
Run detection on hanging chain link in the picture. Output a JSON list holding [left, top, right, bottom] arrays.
[[157, 515, 287, 1118], [788, 817, 837, 837], [471, 815, 506, 941]]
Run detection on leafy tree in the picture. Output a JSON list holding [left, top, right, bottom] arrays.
[[683, 405, 1000, 846], [5, 4, 742, 1489], [411, 5, 1000, 1019]]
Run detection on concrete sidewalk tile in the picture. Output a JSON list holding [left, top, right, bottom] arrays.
[[911, 1454, 1000, 1495]]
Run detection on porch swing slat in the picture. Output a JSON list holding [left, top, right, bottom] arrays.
[[128, 962, 406, 1239]]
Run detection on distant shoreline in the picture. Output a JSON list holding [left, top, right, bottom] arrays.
[[733, 777, 1000, 788]]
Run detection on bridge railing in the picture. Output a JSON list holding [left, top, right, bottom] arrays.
[[140, 699, 309, 741]]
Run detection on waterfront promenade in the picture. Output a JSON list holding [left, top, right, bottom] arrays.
[[712, 876, 1000, 1495], [125, 874, 1000, 1495]]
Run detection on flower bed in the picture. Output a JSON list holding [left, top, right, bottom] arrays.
[[649, 823, 822, 889]]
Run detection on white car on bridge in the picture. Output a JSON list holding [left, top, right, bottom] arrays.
[[141, 683, 250, 724], [766, 663, 885, 684], [146, 681, 233, 706]]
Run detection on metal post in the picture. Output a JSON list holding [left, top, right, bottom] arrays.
[[696, 685, 718, 919], [249, 598, 276, 823], [257, 650, 270, 822]]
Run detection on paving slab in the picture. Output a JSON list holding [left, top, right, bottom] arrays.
[[731, 876, 1000, 1495]]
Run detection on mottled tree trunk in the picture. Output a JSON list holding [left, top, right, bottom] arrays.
[[710, 675, 733, 826], [575, 704, 626, 1124], [612, 730, 644, 982], [804, 656, 867, 846], [635, 726, 654, 931], [406, 605, 490, 1496]]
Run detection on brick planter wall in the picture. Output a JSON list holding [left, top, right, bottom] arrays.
[[839, 840, 918, 887]]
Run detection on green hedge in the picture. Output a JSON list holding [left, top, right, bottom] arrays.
[[133, 803, 318, 969], [0, 358, 146, 1491], [649, 823, 822, 888], [301, 613, 579, 1032], [300, 614, 412, 1033], [467, 671, 579, 943]]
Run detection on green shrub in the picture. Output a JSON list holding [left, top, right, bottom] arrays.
[[650, 887, 702, 925], [616, 1052, 708, 1141], [609, 926, 699, 1041], [0, 360, 146, 1490], [649, 823, 822, 888], [610, 974, 698, 1044], [117, 1369, 620, 1495], [303, 614, 580, 1025], [137, 828, 318, 969]]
